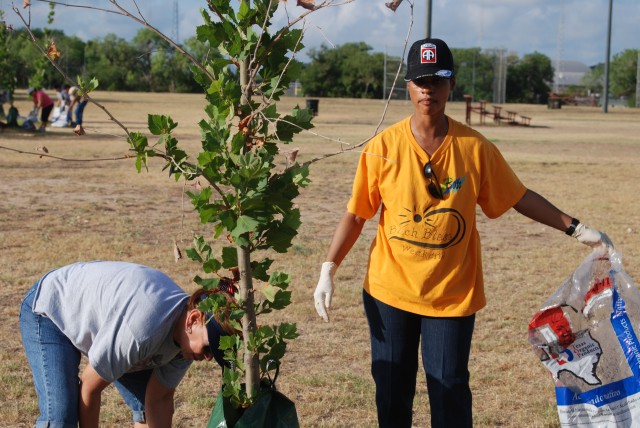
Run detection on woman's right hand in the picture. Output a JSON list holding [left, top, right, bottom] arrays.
[[313, 262, 336, 322]]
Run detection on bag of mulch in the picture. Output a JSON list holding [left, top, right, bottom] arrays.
[[529, 248, 640, 427], [21, 109, 39, 130]]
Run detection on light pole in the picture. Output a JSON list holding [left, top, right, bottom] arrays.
[[426, 0, 432, 38], [603, 0, 613, 113]]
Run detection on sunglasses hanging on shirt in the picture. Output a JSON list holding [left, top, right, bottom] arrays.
[[423, 161, 444, 199]]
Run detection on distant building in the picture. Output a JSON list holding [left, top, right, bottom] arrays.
[[286, 80, 302, 97], [552, 60, 590, 92]]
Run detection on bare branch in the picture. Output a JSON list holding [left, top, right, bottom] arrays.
[[13, 5, 135, 138], [32, 0, 124, 15], [14, 0, 414, 176], [299, 0, 415, 167], [0, 144, 134, 162], [28, 0, 215, 82], [106, 0, 215, 81]]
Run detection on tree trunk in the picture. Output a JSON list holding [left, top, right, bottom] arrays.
[[237, 244, 260, 398], [237, 4, 260, 397]]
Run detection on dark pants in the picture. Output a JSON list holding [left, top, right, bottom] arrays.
[[363, 291, 475, 428], [41, 104, 53, 125]]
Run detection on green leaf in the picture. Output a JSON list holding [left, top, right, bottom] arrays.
[[221, 246, 238, 268], [262, 209, 301, 253], [128, 132, 148, 152], [237, 0, 252, 22], [251, 259, 273, 281], [185, 248, 202, 263], [275, 106, 314, 142], [219, 335, 236, 351], [76, 75, 99, 96], [193, 275, 221, 290], [278, 322, 299, 340], [265, 341, 287, 361], [148, 114, 177, 136], [269, 271, 291, 289], [270, 290, 292, 310], [199, 206, 217, 224], [202, 258, 222, 273], [134, 154, 145, 173], [256, 325, 275, 338], [261, 284, 278, 302], [235, 215, 259, 235]]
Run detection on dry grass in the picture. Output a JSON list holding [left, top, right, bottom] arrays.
[[1, 90, 639, 427]]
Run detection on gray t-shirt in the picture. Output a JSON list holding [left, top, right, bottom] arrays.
[[32, 261, 191, 388]]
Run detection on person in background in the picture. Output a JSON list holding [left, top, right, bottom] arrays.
[[67, 85, 89, 128], [312, 38, 612, 428], [20, 260, 235, 427], [0, 88, 9, 118], [54, 84, 70, 108], [27, 87, 54, 132]]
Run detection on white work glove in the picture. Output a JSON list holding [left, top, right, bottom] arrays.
[[313, 262, 336, 322], [572, 222, 614, 249]]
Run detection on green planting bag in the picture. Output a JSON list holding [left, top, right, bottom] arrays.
[[207, 363, 299, 428], [207, 387, 298, 428]]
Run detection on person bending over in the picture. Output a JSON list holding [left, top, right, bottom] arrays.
[[20, 260, 235, 427]]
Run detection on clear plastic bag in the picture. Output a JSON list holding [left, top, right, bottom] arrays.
[[529, 248, 640, 427]]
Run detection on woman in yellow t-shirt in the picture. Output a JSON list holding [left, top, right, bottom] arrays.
[[313, 38, 612, 428]]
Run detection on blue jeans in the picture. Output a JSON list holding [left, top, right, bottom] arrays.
[[363, 291, 475, 428], [66, 100, 88, 126], [19, 282, 149, 426], [75, 100, 88, 126]]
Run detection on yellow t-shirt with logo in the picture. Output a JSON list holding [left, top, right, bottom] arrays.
[[347, 116, 527, 317]]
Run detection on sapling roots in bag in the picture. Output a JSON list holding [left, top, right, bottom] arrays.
[[529, 249, 640, 427]]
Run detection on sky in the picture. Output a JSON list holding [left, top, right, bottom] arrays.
[[2, 0, 638, 67]]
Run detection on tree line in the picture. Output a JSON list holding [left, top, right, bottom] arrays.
[[1, 26, 210, 93], [1, 22, 637, 105]]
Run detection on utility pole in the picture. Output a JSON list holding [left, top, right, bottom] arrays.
[[603, 0, 613, 113], [636, 51, 640, 108], [172, 0, 179, 44], [425, 0, 432, 38], [554, 0, 565, 94]]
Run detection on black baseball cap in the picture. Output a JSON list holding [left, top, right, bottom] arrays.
[[404, 38, 455, 81], [205, 313, 230, 368]]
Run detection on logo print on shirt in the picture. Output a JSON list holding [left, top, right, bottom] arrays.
[[441, 176, 466, 196], [390, 207, 466, 249]]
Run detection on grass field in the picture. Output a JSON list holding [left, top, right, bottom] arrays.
[[1, 90, 639, 427]]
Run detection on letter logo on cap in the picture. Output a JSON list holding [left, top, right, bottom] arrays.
[[420, 43, 436, 64]]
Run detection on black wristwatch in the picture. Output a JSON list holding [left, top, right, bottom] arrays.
[[565, 218, 580, 236]]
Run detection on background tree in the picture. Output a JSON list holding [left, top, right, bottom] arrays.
[[3, 28, 83, 89], [450, 47, 494, 102], [24, 3, 57, 89], [53, 32, 85, 84], [338, 42, 384, 98], [506, 51, 553, 104], [610, 49, 638, 105], [8, 14, 637, 104], [148, 35, 218, 93], [84, 34, 141, 91], [300, 43, 343, 97], [300, 42, 383, 98], [132, 28, 172, 92], [0, 9, 17, 98], [582, 63, 604, 95]]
